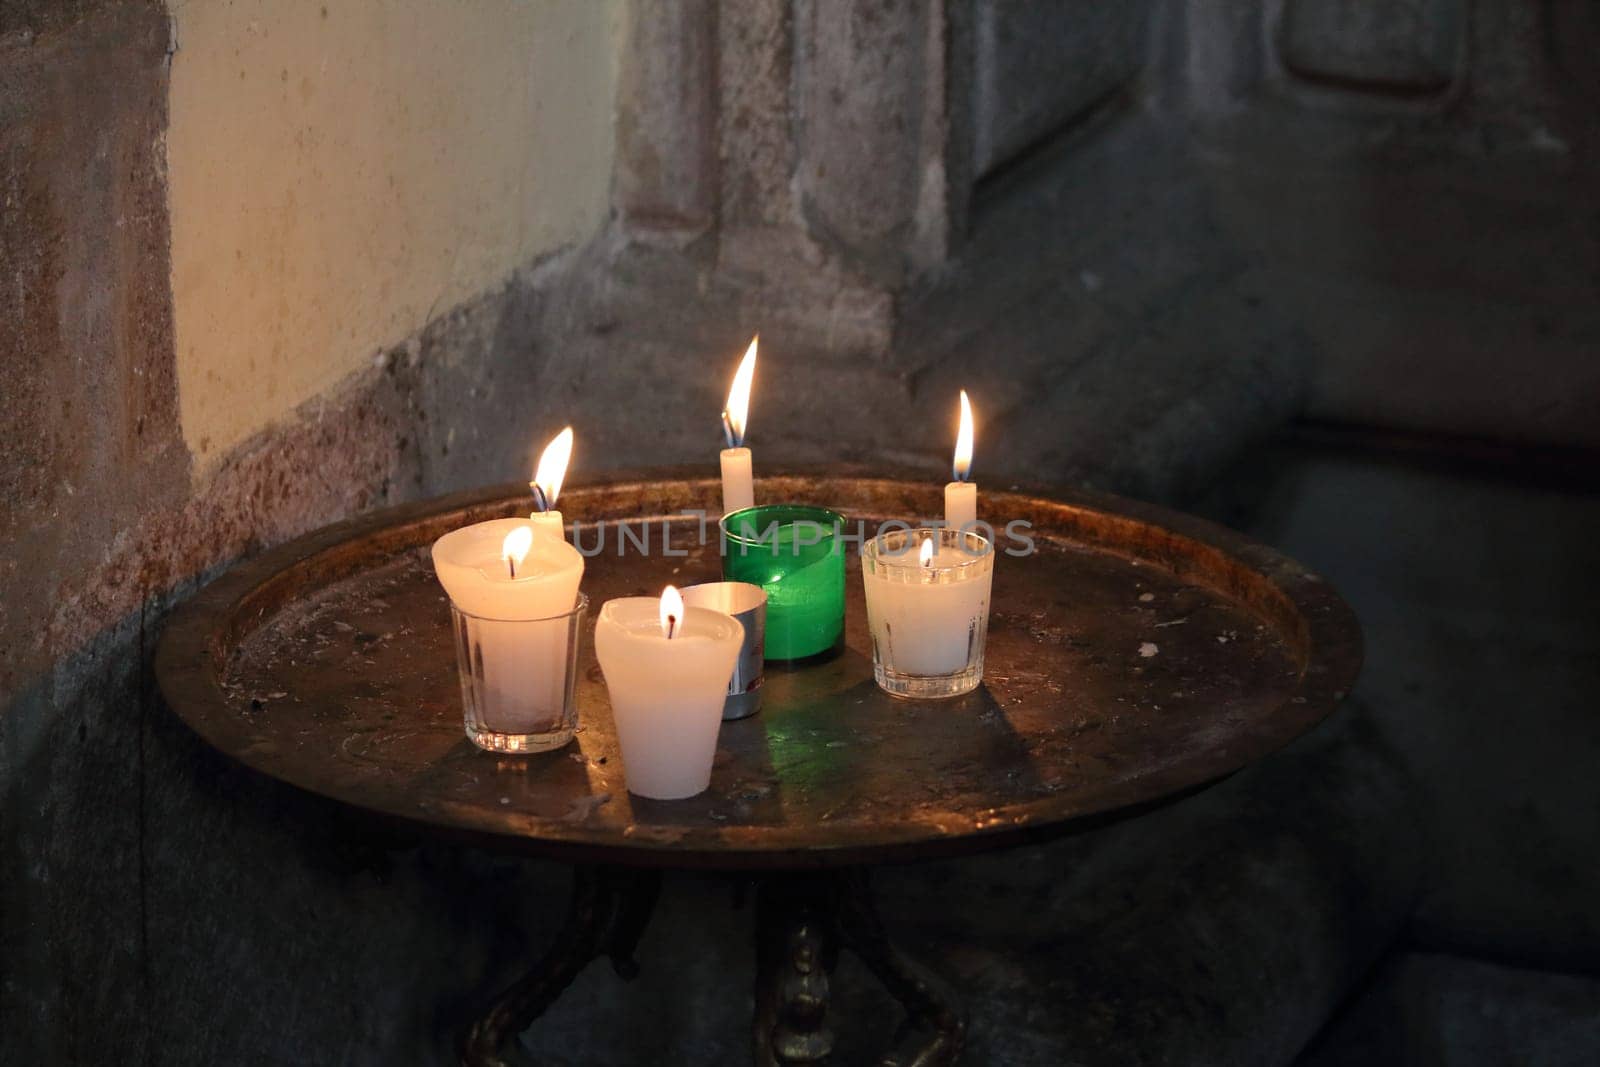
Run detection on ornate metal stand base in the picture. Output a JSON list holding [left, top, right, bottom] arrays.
[[460, 867, 964, 1066], [459, 866, 662, 1067], [754, 870, 966, 1066]]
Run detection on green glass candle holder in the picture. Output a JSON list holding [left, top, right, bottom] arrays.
[[720, 504, 846, 662]]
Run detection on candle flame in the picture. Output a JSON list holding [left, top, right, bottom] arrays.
[[502, 526, 534, 578], [952, 389, 974, 482], [659, 584, 684, 639], [722, 336, 758, 447], [919, 537, 935, 568], [531, 426, 574, 511]]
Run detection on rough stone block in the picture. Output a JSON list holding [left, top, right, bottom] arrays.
[[0, 1, 181, 572], [717, 0, 798, 228], [1301, 952, 1600, 1066], [614, 0, 717, 232], [793, 0, 932, 282], [972, 0, 1154, 177], [896, 114, 1311, 503], [1200, 444, 1600, 971], [1280, 0, 1463, 93]]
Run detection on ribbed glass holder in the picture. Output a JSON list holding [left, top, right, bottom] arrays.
[[450, 594, 587, 753], [862, 528, 994, 699]]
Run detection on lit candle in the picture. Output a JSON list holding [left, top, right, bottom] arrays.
[[529, 426, 574, 541], [719, 336, 758, 515], [870, 539, 974, 673], [503, 526, 533, 578], [431, 518, 585, 739], [944, 389, 977, 533], [861, 527, 994, 698], [594, 585, 744, 799]]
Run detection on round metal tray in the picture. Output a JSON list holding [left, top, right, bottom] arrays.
[[155, 467, 1361, 869]]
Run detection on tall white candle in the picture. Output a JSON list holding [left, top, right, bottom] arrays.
[[720, 336, 758, 515], [944, 389, 977, 533], [720, 449, 753, 515], [594, 587, 743, 799], [432, 518, 584, 735], [529, 426, 574, 541]]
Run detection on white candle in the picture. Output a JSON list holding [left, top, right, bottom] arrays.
[[944, 389, 977, 533], [432, 518, 584, 735], [594, 587, 743, 800], [529, 425, 574, 541], [528, 511, 565, 542], [863, 532, 994, 679], [720, 336, 758, 515], [944, 483, 976, 536], [720, 448, 753, 515]]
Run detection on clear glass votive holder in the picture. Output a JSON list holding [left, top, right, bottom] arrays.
[[862, 528, 994, 699], [720, 504, 846, 662], [451, 594, 588, 753]]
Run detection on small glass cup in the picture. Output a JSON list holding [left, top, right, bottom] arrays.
[[862, 528, 994, 698], [451, 594, 588, 753], [721, 504, 846, 662]]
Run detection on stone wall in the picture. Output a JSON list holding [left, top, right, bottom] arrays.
[[1183, 0, 1600, 448], [1, 2, 617, 1060], [166, 0, 619, 466], [3, 0, 1597, 1062], [597, 0, 1598, 495]]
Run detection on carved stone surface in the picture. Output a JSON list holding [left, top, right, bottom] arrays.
[[1279, 0, 1464, 93], [614, 0, 717, 232], [793, 0, 935, 282], [717, 0, 799, 229], [971, 0, 1155, 177]]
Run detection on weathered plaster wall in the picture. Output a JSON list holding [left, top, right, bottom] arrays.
[[167, 0, 620, 465], [1, 2, 623, 1061]]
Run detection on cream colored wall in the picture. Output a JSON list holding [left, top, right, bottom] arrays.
[[167, 0, 619, 464]]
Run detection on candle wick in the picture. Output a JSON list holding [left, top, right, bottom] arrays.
[[507, 556, 517, 579], [721, 411, 740, 450], [667, 614, 677, 640], [531, 484, 550, 513]]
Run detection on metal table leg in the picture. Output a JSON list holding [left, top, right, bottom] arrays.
[[460, 865, 661, 1067], [461, 864, 961, 1066], [753, 870, 966, 1066]]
